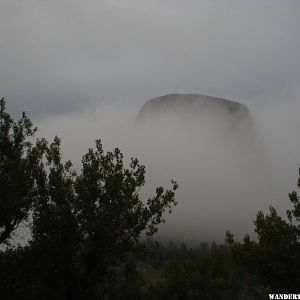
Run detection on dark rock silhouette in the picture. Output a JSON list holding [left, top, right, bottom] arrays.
[[137, 94, 250, 123]]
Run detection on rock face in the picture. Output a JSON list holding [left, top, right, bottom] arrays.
[[137, 94, 250, 123]]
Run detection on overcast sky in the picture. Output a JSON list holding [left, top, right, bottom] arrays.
[[1, 0, 300, 116]]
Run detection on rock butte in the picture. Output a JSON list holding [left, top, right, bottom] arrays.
[[137, 94, 250, 122]]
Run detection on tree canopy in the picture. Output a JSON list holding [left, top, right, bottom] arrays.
[[0, 97, 46, 245], [0, 98, 178, 299]]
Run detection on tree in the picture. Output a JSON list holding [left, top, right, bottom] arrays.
[[0, 99, 178, 299], [0, 98, 47, 245], [226, 168, 300, 293], [74, 141, 178, 295]]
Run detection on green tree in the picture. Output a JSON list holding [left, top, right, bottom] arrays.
[[226, 168, 300, 293], [0, 98, 47, 245], [0, 99, 178, 299]]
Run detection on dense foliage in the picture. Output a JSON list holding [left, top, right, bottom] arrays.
[[0, 98, 41, 245], [0, 98, 177, 299]]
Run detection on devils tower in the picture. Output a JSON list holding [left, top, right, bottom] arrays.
[[137, 94, 250, 124]]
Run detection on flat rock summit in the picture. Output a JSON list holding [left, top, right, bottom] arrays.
[[137, 94, 250, 122]]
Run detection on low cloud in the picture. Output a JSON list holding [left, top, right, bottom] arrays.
[[36, 85, 300, 243]]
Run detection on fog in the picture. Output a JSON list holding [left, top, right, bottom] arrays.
[[35, 87, 300, 244], [2, 0, 300, 244]]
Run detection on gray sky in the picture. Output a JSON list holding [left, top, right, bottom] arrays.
[[1, 0, 300, 116]]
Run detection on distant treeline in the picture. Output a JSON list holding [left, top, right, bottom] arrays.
[[156, 240, 227, 262]]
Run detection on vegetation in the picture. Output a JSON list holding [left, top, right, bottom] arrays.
[[226, 168, 300, 293], [0, 98, 41, 245], [1, 98, 300, 299], [0, 98, 177, 299]]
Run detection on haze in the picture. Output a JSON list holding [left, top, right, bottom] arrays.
[[36, 91, 300, 243], [1, 1, 300, 243]]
